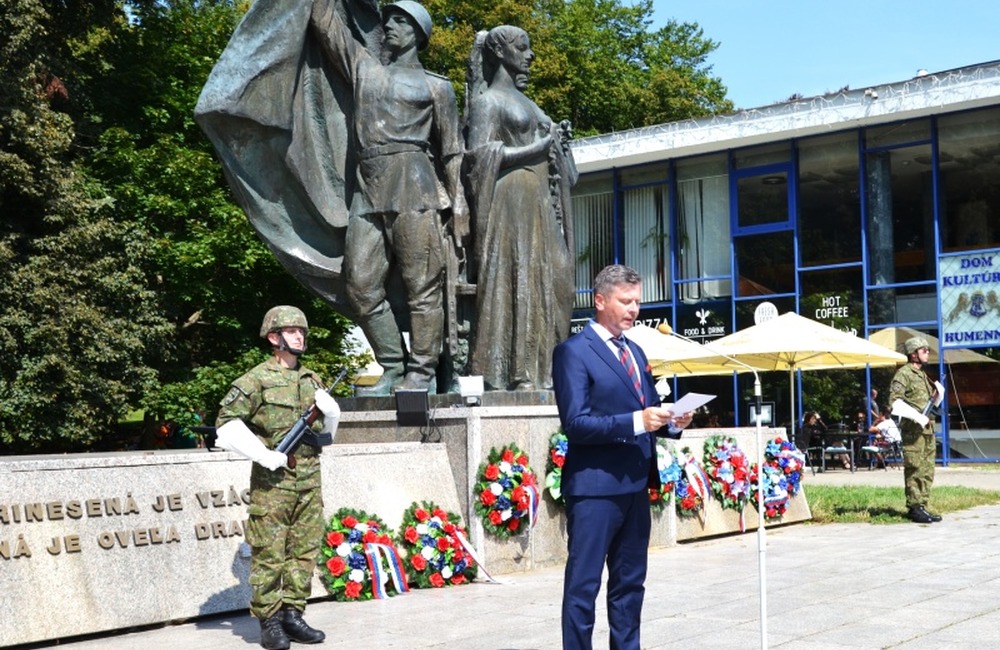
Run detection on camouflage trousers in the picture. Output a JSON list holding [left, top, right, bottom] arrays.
[[902, 427, 936, 509], [246, 479, 323, 619]]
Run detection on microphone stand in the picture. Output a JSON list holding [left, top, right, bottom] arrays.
[[658, 324, 768, 650]]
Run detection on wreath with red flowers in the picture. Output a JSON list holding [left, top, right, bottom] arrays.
[[703, 435, 753, 513], [318, 507, 403, 601], [474, 444, 540, 537], [751, 436, 806, 521], [648, 440, 680, 511], [673, 446, 709, 518], [397, 501, 478, 588], [544, 430, 568, 505]]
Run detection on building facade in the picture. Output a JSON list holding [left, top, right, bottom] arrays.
[[569, 60, 1000, 462]]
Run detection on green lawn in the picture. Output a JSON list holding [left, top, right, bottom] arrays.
[[805, 484, 1000, 524]]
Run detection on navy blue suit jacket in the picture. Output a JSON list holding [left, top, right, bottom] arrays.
[[552, 324, 680, 498]]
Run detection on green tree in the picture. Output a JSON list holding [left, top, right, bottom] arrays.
[[420, 0, 732, 135], [0, 0, 172, 452]]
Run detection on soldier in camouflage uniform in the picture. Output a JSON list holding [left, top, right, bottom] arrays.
[[889, 336, 941, 524], [216, 306, 331, 650]]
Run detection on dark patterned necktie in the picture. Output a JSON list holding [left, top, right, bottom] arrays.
[[612, 336, 643, 404]]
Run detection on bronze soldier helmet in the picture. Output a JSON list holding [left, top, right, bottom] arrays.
[[383, 1, 432, 49], [259, 306, 309, 338]]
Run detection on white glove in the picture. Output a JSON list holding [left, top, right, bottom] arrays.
[[215, 419, 288, 471], [891, 398, 929, 428], [314, 388, 341, 437], [932, 381, 945, 407]]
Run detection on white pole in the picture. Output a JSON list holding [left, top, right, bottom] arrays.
[[658, 324, 767, 649]]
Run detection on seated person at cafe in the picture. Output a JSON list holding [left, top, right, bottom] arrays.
[[801, 410, 852, 470], [867, 406, 902, 468]]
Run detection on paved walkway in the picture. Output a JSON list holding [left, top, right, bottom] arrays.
[[26, 466, 1000, 650]]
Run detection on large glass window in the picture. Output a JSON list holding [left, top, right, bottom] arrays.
[[865, 144, 936, 285], [798, 133, 862, 266], [736, 172, 789, 228], [938, 107, 1000, 252], [735, 231, 795, 296], [675, 155, 731, 302], [571, 172, 614, 309], [620, 166, 670, 304], [800, 268, 864, 335]]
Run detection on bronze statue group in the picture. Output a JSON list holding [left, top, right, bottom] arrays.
[[197, 0, 577, 399]]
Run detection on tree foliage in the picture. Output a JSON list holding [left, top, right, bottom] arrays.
[[0, 0, 172, 452]]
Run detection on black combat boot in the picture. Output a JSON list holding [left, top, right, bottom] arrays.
[[908, 506, 934, 523], [282, 608, 325, 644], [259, 614, 290, 650], [922, 506, 942, 522]]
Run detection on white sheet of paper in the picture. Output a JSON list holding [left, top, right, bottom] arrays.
[[663, 392, 716, 414]]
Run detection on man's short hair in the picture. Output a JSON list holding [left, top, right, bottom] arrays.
[[593, 264, 641, 297]]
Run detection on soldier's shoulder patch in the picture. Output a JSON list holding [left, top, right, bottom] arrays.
[[221, 385, 248, 407]]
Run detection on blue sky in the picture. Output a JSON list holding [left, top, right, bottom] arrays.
[[651, 1, 1000, 109]]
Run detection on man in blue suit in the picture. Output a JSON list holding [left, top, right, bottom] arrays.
[[552, 264, 693, 650]]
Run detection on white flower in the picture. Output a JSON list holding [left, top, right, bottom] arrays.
[[355, 522, 369, 533], [430, 516, 443, 527], [441, 567, 453, 580], [500, 508, 512, 521], [415, 523, 430, 535], [421, 546, 436, 560], [336, 542, 353, 557], [349, 568, 365, 583], [499, 461, 512, 475], [490, 482, 503, 496]]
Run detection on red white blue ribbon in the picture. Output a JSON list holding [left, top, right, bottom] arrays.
[[364, 543, 409, 599]]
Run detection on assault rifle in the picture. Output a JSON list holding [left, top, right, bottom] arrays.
[[276, 368, 347, 468]]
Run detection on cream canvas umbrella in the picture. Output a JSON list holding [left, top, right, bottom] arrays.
[[623, 324, 734, 377], [699, 312, 908, 436], [869, 326, 999, 365]]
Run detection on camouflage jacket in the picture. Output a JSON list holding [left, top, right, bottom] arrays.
[[889, 363, 935, 433], [216, 357, 325, 488]]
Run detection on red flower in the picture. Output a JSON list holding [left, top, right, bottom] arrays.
[[344, 581, 362, 599], [366, 519, 380, 528], [443, 522, 456, 534], [501, 449, 515, 463], [553, 453, 565, 468], [480, 489, 496, 506], [516, 454, 528, 466], [489, 511, 502, 525], [432, 508, 448, 520], [436, 537, 450, 551], [511, 486, 525, 502], [453, 549, 464, 562], [326, 556, 346, 576], [411, 554, 427, 571], [378, 534, 392, 545], [362, 530, 378, 543], [429, 572, 445, 588], [404, 526, 419, 544], [450, 574, 467, 586], [326, 531, 345, 547], [681, 495, 696, 510], [484, 464, 500, 480], [341, 515, 358, 528], [415, 508, 430, 522], [506, 518, 520, 532], [648, 489, 661, 502]]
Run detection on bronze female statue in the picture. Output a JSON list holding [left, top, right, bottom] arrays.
[[464, 26, 578, 391]]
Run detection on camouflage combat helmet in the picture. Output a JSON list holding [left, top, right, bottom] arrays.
[[904, 336, 930, 355], [259, 306, 309, 338]]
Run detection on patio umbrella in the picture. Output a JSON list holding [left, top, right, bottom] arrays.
[[869, 326, 999, 366], [623, 324, 733, 377], [693, 312, 908, 436]]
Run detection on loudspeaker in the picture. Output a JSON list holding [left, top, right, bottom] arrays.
[[395, 389, 429, 427]]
